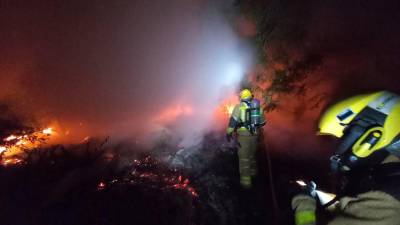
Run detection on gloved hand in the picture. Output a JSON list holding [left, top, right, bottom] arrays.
[[226, 127, 234, 142], [301, 180, 317, 198], [290, 180, 318, 225], [293, 180, 317, 198]]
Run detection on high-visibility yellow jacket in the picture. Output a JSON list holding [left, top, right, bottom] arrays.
[[293, 190, 400, 225], [227, 101, 265, 136]]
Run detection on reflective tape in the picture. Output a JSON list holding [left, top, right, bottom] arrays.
[[226, 127, 234, 134], [240, 176, 252, 188], [295, 210, 316, 225]]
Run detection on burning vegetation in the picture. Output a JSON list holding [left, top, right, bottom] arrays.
[[96, 156, 198, 198], [0, 138, 199, 224], [0, 127, 54, 166], [0, 103, 272, 225], [0, 117, 276, 225]]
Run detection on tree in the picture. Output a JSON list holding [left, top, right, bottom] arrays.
[[234, 0, 324, 111]]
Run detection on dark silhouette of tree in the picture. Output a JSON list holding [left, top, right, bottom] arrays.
[[235, 0, 324, 111]]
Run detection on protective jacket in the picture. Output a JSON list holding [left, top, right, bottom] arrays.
[[227, 100, 265, 188], [292, 162, 400, 225], [228, 100, 265, 135]]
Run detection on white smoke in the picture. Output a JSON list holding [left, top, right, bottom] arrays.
[[0, 0, 253, 148]]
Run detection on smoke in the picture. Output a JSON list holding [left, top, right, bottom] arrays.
[[0, 1, 253, 147]]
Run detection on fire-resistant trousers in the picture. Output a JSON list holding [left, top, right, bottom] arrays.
[[237, 134, 258, 188]]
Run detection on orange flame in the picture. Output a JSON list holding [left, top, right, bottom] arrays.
[[4, 135, 17, 142], [225, 103, 235, 116], [0, 127, 55, 166], [42, 128, 53, 135]]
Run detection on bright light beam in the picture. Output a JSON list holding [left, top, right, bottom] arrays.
[[315, 190, 337, 205]]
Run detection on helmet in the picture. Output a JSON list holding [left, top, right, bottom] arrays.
[[240, 89, 253, 101], [318, 91, 400, 172]]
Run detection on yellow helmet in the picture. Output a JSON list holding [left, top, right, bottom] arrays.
[[318, 91, 400, 172], [240, 89, 253, 101]]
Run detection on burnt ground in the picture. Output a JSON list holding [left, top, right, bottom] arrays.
[[0, 132, 330, 225]]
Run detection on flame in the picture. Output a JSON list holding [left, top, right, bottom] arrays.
[[225, 103, 235, 116], [215, 102, 236, 119], [43, 128, 53, 135], [4, 135, 17, 141], [2, 158, 23, 166], [218, 93, 239, 118], [0, 127, 55, 166]]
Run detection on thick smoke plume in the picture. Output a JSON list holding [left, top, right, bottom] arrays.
[[0, 1, 253, 147]]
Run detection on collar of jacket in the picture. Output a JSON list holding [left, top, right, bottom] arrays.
[[341, 162, 400, 200]]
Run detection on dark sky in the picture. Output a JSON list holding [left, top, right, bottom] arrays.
[[308, 0, 400, 95]]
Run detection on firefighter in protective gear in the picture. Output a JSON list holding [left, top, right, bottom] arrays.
[[292, 91, 400, 225], [226, 89, 266, 188]]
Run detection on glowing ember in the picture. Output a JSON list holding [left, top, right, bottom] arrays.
[[4, 135, 17, 141], [0, 127, 55, 166], [15, 140, 26, 146], [2, 158, 23, 166], [98, 157, 199, 198], [97, 182, 107, 190], [0, 146, 6, 154], [82, 136, 91, 142], [172, 175, 198, 197]]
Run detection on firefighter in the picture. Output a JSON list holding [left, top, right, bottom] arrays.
[[292, 91, 400, 225], [226, 88, 266, 188]]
